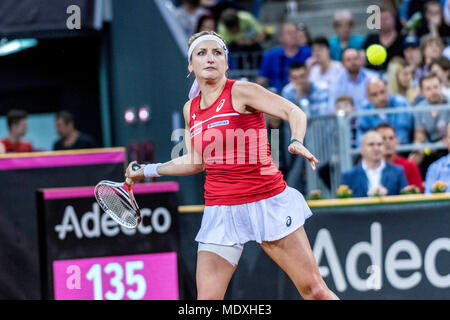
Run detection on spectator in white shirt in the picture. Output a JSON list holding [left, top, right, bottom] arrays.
[[307, 36, 344, 90]]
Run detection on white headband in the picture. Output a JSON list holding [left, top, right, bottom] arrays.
[[187, 35, 228, 100], [187, 34, 228, 63]]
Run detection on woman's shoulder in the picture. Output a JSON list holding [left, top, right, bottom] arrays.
[[183, 99, 192, 112], [183, 99, 194, 125], [230, 80, 265, 113], [230, 80, 263, 96]]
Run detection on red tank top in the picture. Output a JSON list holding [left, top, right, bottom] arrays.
[[0, 138, 32, 153], [189, 79, 286, 206]]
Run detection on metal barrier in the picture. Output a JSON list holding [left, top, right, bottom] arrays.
[[304, 103, 450, 198], [228, 50, 263, 82]]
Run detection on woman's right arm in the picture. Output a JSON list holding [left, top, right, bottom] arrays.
[[156, 100, 204, 176], [125, 100, 204, 182]]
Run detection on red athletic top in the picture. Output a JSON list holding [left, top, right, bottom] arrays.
[[189, 79, 286, 205], [393, 155, 424, 193], [0, 138, 33, 153]]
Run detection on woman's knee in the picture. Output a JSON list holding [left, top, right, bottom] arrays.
[[197, 283, 226, 300], [298, 277, 333, 300], [197, 291, 225, 300]]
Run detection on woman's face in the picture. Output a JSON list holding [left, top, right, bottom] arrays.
[[189, 40, 228, 80], [397, 66, 413, 89]]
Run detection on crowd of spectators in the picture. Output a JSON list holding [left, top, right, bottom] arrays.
[[170, 0, 450, 197], [171, 0, 450, 197]]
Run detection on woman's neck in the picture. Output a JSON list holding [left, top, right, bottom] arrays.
[[397, 84, 407, 96], [198, 77, 227, 108]]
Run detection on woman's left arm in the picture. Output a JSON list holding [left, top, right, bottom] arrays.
[[232, 81, 320, 170]]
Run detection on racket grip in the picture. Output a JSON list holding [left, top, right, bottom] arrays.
[[132, 163, 142, 171], [124, 178, 133, 190]]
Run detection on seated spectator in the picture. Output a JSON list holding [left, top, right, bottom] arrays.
[[297, 22, 312, 47], [424, 122, 450, 193], [357, 79, 414, 146], [430, 56, 450, 96], [416, 34, 444, 82], [281, 62, 330, 117], [195, 13, 216, 33], [410, 73, 450, 176], [335, 95, 357, 147], [335, 95, 355, 115], [403, 36, 423, 83], [307, 36, 344, 90], [328, 48, 379, 112], [217, 8, 264, 52], [1, 109, 33, 153], [363, 6, 405, 72], [341, 130, 408, 197], [387, 57, 421, 104], [53, 111, 97, 150], [257, 22, 311, 93], [329, 10, 365, 61], [416, 0, 450, 40], [376, 122, 424, 193], [176, 0, 210, 38]]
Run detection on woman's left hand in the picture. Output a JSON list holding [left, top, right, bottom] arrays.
[[288, 141, 320, 171]]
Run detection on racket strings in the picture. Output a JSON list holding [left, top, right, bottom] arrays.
[[96, 184, 139, 227]]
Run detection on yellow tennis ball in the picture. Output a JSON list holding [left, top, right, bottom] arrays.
[[366, 44, 387, 65]]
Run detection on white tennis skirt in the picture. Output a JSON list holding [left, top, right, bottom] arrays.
[[195, 185, 313, 246]]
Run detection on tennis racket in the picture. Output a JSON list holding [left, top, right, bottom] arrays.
[[94, 163, 142, 229]]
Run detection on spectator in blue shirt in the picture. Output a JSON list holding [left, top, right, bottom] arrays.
[[329, 10, 365, 61], [328, 48, 379, 112], [357, 79, 414, 146], [281, 62, 330, 117], [410, 73, 450, 177], [424, 122, 450, 193], [257, 22, 311, 93]]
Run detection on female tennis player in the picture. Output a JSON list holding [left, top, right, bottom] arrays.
[[125, 31, 338, 300]]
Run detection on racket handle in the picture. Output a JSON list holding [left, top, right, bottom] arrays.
[[125, 163, 142, 190], [124, 178, 133, 190], [132, 163, 142, 171]]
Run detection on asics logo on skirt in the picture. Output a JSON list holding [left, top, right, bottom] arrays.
[[286, 216, 292, 227]]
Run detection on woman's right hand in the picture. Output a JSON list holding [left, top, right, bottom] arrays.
[[288, 141, 320, 171], [125, 161, 146, 185]]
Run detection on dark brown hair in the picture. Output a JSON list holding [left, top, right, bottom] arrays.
[[6, 109, 27, 130]]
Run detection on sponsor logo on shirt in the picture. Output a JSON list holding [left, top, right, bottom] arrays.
[[216, 99, 225, 112], [207, 120, 229, 129]]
